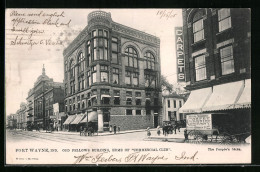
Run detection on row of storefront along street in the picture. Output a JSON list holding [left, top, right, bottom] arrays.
[[7, 9, 251, 137]]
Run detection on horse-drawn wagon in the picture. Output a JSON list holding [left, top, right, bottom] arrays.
[[185, 113, 250, 144]]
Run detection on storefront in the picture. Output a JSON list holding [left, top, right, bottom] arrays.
[[180, 79, 251, 134]]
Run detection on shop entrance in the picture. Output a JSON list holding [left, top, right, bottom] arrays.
[[154, 115, 158, 128], [103, 109, 110, 131]]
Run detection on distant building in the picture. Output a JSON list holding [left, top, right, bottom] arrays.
[[180, 9, 251, 131], [63, 11, 162, 132], [162, 93, 185, 122], [16, 102, 27, 129], [31, 65, 64, 130]]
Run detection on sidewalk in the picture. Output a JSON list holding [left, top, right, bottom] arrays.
[[38, 128, 157, 136], [145, 128, 186, 143]]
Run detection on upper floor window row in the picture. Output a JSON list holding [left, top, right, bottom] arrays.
[[218, 8, 231, 32], [92, 29, 108, 38], [192, 10, 204, 43]]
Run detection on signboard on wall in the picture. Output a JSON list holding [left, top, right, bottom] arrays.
[[175, 27, 185, 82], [186, 114, 212, 130]]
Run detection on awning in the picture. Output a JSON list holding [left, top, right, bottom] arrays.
[[114, 96, 120, 98], [91, 95, 97, 99], [80, 111, 98, 123], [63, 115, 76, 125], [179, 87, 212, 113], [101, 95, 111, 99], [136, 97, 142, 99], [234, 79, 251, 108], [202, 81, 244, 111], [70, 114, 85, 125]]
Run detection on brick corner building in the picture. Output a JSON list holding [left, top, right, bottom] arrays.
[[63, 11, 162, 132], [180, 8, 251, 134]]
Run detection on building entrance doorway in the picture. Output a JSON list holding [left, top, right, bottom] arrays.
[[154, 115, 158, 128]]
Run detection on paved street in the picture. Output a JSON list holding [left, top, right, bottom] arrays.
[[6, 129, 185, 145]]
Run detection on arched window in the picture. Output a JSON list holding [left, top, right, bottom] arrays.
[[125, 47, 138, 68], [70, 59, 75, 78], [144, 51, 156, 70], [77, 52, 85, 73], [192, 10, 204, 43]]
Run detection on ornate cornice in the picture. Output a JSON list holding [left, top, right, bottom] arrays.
[[63, 26, 89, 57], [111, 23, 160, 46]]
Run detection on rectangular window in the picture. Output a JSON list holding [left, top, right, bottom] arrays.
[[100, 65, 108, 70], [104, 49, 108, 60], [126, 98, 132, 105], [168, 100, 170, 108], [195, 55, 206, 81], [93, 49, 97, 60], [112, 53, 118, 64], [125, 71, 131, 85], [93, 38, 97, 48], [133, 72, 139, 86], [135, 92, 141, 97], [218, 8, 231, 32], [136, 99, 141, 105], [126, 109, 132, 115], [101, 72, 108, 82], [112, 42, 117, 52], [104, 30, 108, 37], [174, 100, 176, 108], [193, 19, 204, 42], [101, 89, 109, 95], [179, 101, 182, 107], [87, 71, 91, 87], [92, 30, 96, 37], [99, 48, 104, 60], [136, 110, 141, 115], [114, 97, 120, 105], [92, 72, 96, 83], [146, 110, 151, 115], [220, 45, 234, 75], [113, 74, 119, 84], [126, 91, 132, 97], [98, 30, 103, 36]]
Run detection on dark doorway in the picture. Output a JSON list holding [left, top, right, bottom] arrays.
[[154, 115, 158, 128]]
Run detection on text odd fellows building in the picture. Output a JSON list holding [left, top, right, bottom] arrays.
[[179, 9, 251, 132], [63, 11, 162, 132]]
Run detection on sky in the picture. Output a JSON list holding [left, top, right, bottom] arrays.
[[5, 8, 183, 115]]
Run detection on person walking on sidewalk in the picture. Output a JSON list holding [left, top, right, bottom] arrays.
[[109, 125, 112, 133], [147, 127, 151, 137], [113, 125, 117, 134], [157, 126, 161, 136], [118, 126, 120, 133]]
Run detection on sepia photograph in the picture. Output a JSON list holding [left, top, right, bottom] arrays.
[[5, 8, 251, 165]]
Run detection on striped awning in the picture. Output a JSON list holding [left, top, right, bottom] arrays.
[[70, 114, 85, 125], [63, 115, 76, 125], [179, 87, 212, 113], [234, 79, 251, 108], [202, 81, 244, 111], [80, 111, 98, 123]]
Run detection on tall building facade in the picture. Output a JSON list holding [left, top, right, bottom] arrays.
[[180, 9, 251, 132], [63, 11, 162, 132], [33, 66, 65, 130]]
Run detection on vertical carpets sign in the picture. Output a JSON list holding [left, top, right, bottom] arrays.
[[175, 27, 185, 82]]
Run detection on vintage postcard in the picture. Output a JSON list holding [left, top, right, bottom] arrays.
[[5, 8, 251, 165]]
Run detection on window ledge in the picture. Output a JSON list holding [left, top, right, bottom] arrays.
[[191, 39, 206, 46], [216, 27, 233, 36]]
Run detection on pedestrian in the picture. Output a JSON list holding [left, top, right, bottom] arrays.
[[113, 125, 117, 134], [109, 125, 112, 133], [118, 126, 120, 133], [184, 129, 188, 141], [79, 126, 83, 136], [157, 126, 161, 136], [147, 127, 151, 137]]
